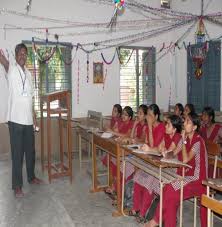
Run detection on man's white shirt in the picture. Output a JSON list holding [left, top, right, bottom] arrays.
[[7, 63, 34, 125]]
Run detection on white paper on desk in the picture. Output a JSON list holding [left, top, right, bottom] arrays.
[[101, 132, 113, 138], [131, 149, 162, 156], [160, 158, 192, 168]]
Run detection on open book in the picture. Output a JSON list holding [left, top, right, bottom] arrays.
[[126, 144, 161, 156]]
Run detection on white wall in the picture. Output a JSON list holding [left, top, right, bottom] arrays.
[[0, 0, 222, 120]]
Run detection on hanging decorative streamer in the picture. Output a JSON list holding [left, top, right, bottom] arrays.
[[86, 53, 89, 83], [168, 84, 172, 112], [32, 37, 56, 63], [77, 59, 80, 104], [26, 0, 32, 14], [57, 46, 77, 65], [116, 48, 134, 65], [101, 50, 116, 65], [158, 43, 165, 53], [32, 51, 37, 88], [4, 16, 195, 55], [103, 68, 108, 90], [3, 24, 6, 40], [183, 41, 187, 50]]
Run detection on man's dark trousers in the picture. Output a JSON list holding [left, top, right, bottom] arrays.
[[8, 121, 35, 190]]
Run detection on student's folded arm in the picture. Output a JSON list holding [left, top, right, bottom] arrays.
[[182, 142, 199, 163]]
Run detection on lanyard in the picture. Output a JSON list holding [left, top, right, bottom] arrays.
[[17, 65, 27, 93]]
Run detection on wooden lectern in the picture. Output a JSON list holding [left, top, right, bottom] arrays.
[[40, 90, 72, 183]]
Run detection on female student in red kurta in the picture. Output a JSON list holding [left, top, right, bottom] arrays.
[[117, 104, 148, 181], [109, 105, 134, 137], [139, 115, 183, 198], [200, 106, 222, 143], [144, 113, 207, 227], [174, 103, 184, 118], [183, 103, 195, 118], [132, 104, 165, 219], [110, 104, 122, 129], [105, 106, 134, 194], [130, 104, 148, 143], [200, 106, 222, 178], [101, 104, 122, 166]]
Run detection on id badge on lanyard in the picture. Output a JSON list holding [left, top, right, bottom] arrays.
[[22, 91, 28, 97], [17, 66, 27, 96]]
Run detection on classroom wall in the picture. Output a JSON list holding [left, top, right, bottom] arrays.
[[0, 0, 221, 123]]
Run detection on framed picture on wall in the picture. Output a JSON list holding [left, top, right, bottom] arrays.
[[93, 62, 103, 83]]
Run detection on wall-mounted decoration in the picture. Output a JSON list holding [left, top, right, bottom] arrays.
[[93, 62, 104, 84]]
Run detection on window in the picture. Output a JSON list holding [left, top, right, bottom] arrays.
[[24, 42, 72, 117], [119, 46, 156, 112], [187, 41, 221, 113]]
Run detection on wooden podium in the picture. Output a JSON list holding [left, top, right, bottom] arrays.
[[40, 90, 72, 183]]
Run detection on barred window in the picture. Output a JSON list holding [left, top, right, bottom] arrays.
[[119, 46, 156, 112], [24, 41, 72, 117]]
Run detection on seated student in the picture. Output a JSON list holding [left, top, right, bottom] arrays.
[[104, 106, 134, 194], [119, 105, 148, 183], [109, 104, 122, 130], [144, 113, 207, 227], [122, 104, 148, 144], [102, 104, 122, 166], [131, 104, 165, 220], [111, 106, 134, 137], [106, 105, 148, 199], [131, 115, 182, 222], [200, 106, 222, 178], [183, 103, 195, 118], [200, 106, 222, 143], [174, 103, 184, 118]]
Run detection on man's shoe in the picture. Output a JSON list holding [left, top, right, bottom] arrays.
[[14, 187, 24, 198], [29, 177, 44, 185]]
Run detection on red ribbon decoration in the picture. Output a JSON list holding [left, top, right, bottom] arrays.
[[77, 59, 80, 104]]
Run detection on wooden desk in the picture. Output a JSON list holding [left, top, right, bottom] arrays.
[[202, 179, 222, 226], [76, 123, 102, 169], [91, 133, 123, 217], [203, 179, 222, 193], [91, 135, 187, 222], [122, 147, 188, 227], [75, 111, 102, 169]]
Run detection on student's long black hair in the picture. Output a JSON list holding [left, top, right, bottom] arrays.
[[148, 104, 161, 121]]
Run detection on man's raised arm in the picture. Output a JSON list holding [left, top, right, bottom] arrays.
[[0, 50, 9, 73]]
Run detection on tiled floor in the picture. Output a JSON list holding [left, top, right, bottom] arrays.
[[0, 152, 221, 227]]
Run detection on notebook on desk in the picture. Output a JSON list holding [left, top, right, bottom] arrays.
[[101, 132, 113, 138], [131, 149, 162, 156], [160, 158, 192, 168]]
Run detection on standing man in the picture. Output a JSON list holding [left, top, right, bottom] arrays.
[[0, 43, 42, 198]]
